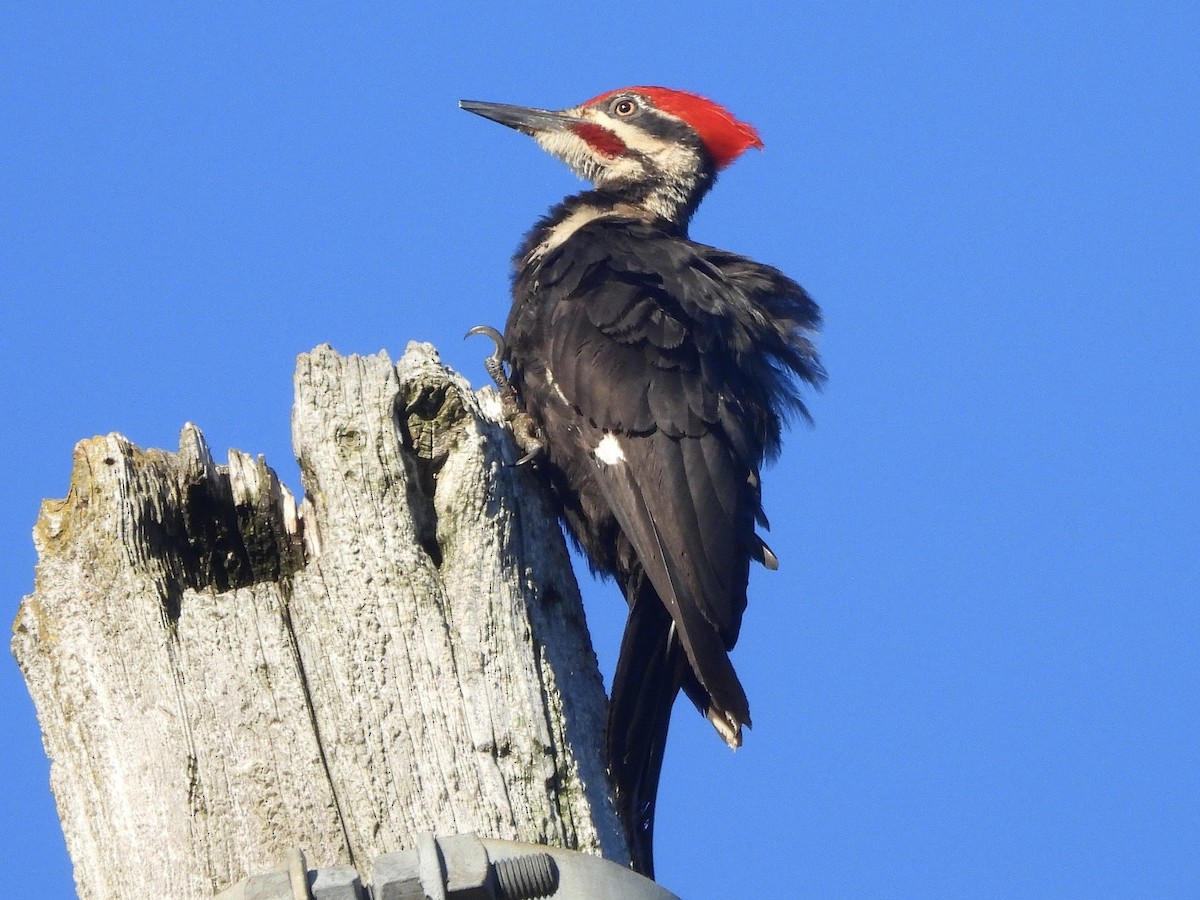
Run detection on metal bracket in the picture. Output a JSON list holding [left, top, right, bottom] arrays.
[[215, 833, 680, 900]]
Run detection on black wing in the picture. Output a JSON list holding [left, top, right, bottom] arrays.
[[507, 216, 822, 876], [518, 217, 822, 729]]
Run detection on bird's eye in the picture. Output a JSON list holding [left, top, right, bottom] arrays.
[[613, 98, 638, 116]]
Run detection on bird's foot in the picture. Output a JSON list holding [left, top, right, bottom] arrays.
[[509, 410, 544, 465], [466, 325, 544, 465]]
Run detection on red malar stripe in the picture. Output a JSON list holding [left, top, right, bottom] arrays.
[[570, 122, 628, 158]]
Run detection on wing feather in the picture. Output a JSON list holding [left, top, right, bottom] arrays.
[[588, 435, 750, 723], [507, 215, 822, 727]]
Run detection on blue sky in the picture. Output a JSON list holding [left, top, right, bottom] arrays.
[[2, 3, 1197, 897]]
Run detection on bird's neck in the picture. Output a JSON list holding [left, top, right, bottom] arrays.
[[518, 189, 694, 267], [520, 183, 705, 266], [626, 173, 709, 225]]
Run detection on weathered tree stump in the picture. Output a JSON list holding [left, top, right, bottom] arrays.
[[11, 342, 626, 899]]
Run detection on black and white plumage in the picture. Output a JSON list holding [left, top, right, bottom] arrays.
[[461, 87, 824, 878]]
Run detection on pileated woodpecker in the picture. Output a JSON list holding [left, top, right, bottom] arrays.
[[461, 87, 823, 877]]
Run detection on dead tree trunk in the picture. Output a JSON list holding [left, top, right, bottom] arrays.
[[11, 342, 626, 899]]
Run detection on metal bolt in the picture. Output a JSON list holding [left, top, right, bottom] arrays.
[[492, 852, 559, 899]]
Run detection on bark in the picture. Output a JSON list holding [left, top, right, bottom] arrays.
[[11, 342, 626, 899]]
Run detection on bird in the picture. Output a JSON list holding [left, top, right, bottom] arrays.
[[460, 86, 824, 878]]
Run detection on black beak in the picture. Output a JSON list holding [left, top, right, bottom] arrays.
[[459, 99, 577, 136]]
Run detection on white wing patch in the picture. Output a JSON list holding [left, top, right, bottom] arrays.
[[594, 433, 626, 466]]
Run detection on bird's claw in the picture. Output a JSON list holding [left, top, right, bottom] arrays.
[[465, 325, 512, 395], [466, 324, 545, 465], [510, 412, 544, 465]]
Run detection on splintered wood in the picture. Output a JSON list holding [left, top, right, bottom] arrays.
[[12, 342, 625, 899]]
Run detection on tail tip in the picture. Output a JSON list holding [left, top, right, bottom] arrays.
[[707, 707, 746, 749]]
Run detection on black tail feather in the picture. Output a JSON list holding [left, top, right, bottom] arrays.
[[607, 580, 687, 879]]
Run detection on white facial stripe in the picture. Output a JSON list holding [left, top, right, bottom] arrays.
[[594, 433, 625, 466], [591, 113, 663, 153], [594, 112, 700, 171]]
